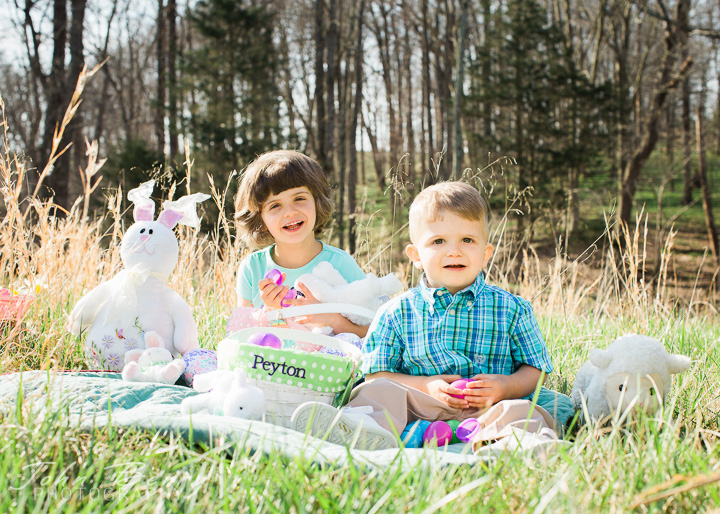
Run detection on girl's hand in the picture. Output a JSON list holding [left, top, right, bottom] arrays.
[[286, 283, 345, 329], [463, 374, 512, 408], [259, 275, 290, 309], [425, 375, 467, 408]]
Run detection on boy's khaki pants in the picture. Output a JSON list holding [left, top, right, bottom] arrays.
[[348, 377, 557, 449]]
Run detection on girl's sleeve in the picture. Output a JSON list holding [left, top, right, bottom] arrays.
[[333, 250, 367, 282]]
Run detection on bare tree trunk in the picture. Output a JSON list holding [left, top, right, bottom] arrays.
[[362, 113, 387, 190], [618, 0, 692, 227], [314, 0, 328, 170], [372, 3, 398, 162], [37, 0, 86, 210], [66, 0, 87, 204], [348, 0, 365, 254], [325, 0, 338, 179], [403, 11, 416, 195], [337, 58, 348, 249], [481, 0, 492, 151], [168, 0, 179, 161], [681, 75, 693, 204], [665, 100, 675, 161], [695, 108, 719, 266], [156, 0, 166, 160], [93, 0, 118, 144], [435, 1, 454, 180], [421, 0, 434, 178], [38, 0, 68, 204], [452, 0, 469, 178]]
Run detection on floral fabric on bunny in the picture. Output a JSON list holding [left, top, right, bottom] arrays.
[[68, 181, 209, 371]]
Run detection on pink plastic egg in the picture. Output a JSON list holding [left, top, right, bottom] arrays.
[[423, 421, 453, 446], [247, 332, 283, 349], [449, 378, 472, 399], [280, 288, 297, 308], [264, 268, 283, 285]]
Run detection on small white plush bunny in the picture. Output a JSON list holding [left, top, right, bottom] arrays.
[[121, 330, 186, 384], [68, 180, 210, 371], [294, 261, 403, 327], [180, 369, 265, 419]]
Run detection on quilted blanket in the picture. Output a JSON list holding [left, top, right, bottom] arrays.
[[0, 371, 497, 469]]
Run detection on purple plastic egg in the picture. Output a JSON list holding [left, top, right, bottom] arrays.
[[423, 421, 454, 446], [449, 378, 472, 399], [247, 332, 283, 349], [264, 268, 283, 285], [455, 418, 481, 443], [280, 288, 297, 308]]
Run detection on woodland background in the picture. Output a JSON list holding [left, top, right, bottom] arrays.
[[1, 0, 719, 291]]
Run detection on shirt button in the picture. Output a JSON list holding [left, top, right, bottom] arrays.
[[466, 301, 472, 307], [449, 309, 455, 315]]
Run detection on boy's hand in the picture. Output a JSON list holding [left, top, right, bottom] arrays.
[[425, 375, 468, 408], [463, 374, 512, 408], [259, 275, 290, 309]]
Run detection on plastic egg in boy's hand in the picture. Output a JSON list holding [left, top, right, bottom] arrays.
[[449, 378, 472, 399], [248, 332, 283, 349], [265, 268, 284, 285]]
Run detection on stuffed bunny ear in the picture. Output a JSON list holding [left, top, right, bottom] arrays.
[[666, 353, 692, 374], [158, 193, 211, 229], [589, 348, 612, 369], [128, 180, 156, 221]]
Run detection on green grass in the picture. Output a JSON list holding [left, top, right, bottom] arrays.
[[2, 79, 720, 511], [2, 310, 719, 512]]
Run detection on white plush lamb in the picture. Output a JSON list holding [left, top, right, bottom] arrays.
[[571, 334, 691, 421], [294, 261, 403, 327], [68, 180, 209, 371], [121, 331, 186, 384], [180, 369, 265, 419]]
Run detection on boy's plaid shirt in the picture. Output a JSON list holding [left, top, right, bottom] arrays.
[[362, 273, 553, 379]]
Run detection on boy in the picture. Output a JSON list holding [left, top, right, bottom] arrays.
[[291, 182, 558, 451]]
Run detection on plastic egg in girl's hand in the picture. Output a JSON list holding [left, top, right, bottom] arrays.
[[264, 268, 283, 285], [449, 378, 472, 399], [281, 288, 297, 307], [247, 332, 283, 349]]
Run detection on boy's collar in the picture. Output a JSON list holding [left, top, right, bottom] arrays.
[[419, 272, 487, 304]]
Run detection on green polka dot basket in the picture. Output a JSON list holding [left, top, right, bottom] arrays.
[[217, 327, 362, 427]]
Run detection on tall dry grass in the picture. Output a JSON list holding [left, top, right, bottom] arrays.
[[1, 69, 716, 376]]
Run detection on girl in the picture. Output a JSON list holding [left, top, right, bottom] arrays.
[[235, 150, 368, 337]]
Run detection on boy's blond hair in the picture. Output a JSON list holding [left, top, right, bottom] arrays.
[[409, 182, 490, 242], [234, 150, 333, 249]]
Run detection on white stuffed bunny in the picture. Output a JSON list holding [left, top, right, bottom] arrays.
[[180, 369, 265, 419], [294, 261, 403, 327], [68, 180, 210, 371], [571, 334, 691, 421], [121, 330, 186, 384]]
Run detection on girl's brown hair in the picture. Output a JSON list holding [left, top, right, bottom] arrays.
[[235, 150, 333, 249]]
